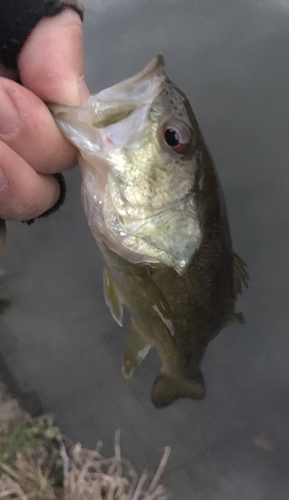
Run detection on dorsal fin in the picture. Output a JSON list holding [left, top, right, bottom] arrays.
[[103, 267, 123, 326], [233, 253, 249, 297]]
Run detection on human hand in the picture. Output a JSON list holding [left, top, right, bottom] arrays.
[[0, 8, 89, 221]]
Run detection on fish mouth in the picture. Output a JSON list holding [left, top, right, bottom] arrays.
[[88, 55, 165, 130], [88, 55, 166, 149], [49, 56, 166, 153], [49, 56, 166, 154], [96, 55, 165, 108]]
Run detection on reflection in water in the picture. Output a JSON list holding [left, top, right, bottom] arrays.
[[52, 56, 249, 408]]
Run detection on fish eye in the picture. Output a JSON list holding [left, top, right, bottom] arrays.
[[163, 121, 191, 155], [165, 128, 180, 147]]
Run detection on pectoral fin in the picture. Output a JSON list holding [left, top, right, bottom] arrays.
[[103, 267, 123, 326], [233, 253, 249, 297], [151, 371, 205, 408], [122, 320, 151, 378]]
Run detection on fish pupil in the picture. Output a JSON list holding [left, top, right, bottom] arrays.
[[165, 128, 180, 147]]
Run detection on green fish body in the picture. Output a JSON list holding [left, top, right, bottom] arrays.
[[50, 56, 248, 407]]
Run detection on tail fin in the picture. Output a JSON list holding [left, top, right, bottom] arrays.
[[151, 371, 205, 408]]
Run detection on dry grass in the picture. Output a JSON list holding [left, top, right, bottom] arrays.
[[0, 435, 170, 500], [61, 433, 170, 500], [0, 384, 170, 500]]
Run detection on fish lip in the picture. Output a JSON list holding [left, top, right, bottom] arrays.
[[96, 55, 166, 105], [94, 56, 166, 150]]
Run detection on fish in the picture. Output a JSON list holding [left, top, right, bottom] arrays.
[[50, 55, 249, 408]]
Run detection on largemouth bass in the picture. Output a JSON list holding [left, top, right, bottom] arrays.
[[50, 56, 248, 408]]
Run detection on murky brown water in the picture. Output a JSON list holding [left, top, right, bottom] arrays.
[[0, 1, 289, 498]]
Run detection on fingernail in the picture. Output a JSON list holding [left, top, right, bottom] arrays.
[[0, 88, 21, 136]]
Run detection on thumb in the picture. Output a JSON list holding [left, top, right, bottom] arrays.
[[17, 9, 89, 106]]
